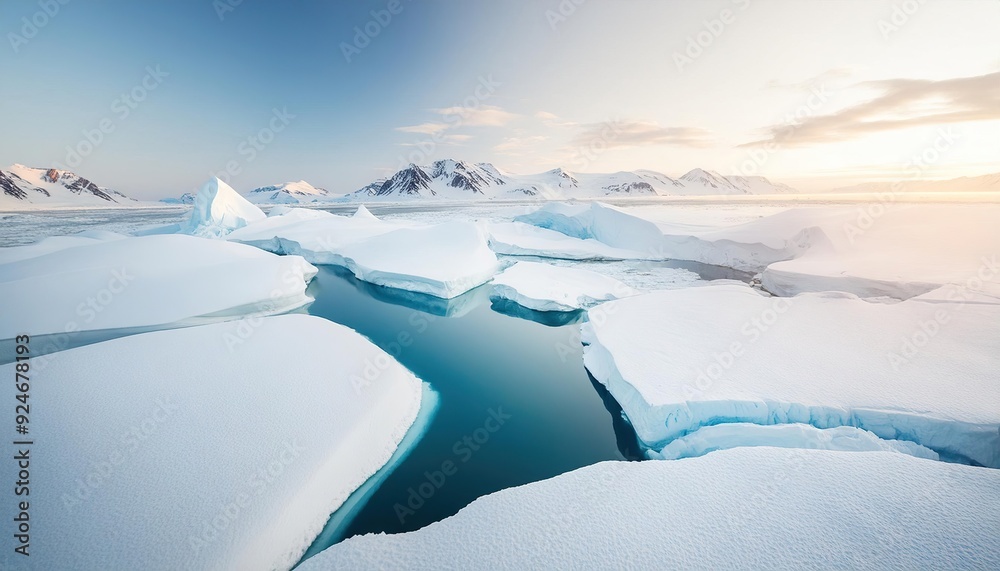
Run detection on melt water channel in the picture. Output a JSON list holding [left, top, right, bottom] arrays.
[[297, 259, 752, 565]]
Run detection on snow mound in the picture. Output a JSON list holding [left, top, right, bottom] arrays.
[[0, 234, 317, 342], [652, 423, 939, 461], [490, 261, 638, 312], [582, 283, 1000, 466], [298, 448, 1000, 570], [229, 211, 498, 299], [1, 314, 427, 570], [183, 177, 266, 236]]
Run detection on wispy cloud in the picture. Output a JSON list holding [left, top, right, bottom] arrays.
[[570, 121, 714, 149], [395, 122, 449, 135], [430, 104, 518, 127], [535, 110, 577, 127], [744, 71, 1000, 147], [494, 135, 548, 154]]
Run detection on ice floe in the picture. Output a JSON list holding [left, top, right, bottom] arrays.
[[1, 314, 428, 570], [581, 283, 1000, 466], [229, 207, 498, 298], [490, 261, 638, 312], [298, 448, 1000, 570], [0, 234, 316, 344]]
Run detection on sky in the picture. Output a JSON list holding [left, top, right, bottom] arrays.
[[1, 0, 998, 199]]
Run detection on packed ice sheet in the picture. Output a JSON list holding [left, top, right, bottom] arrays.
[[517, 202, 1000, 300], [581, 283, 1000, 466], [490, 261, 638, 312], [298, 448, 1000, 570], [0, 315, 427, 570], [0, 233, 317, 341], [229, 207, 499, 298]]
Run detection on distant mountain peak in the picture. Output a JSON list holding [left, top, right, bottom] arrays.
[[0, 164, 133, 206]]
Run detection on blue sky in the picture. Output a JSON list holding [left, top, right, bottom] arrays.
[[1, 0, 998, 198]]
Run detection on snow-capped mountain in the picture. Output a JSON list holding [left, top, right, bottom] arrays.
[[160, 192, 196, 205], [247, 180, 333, 204], [0, 164, 135, 208], [351, 160, 798, 199], [828, 172, 1000, 194]]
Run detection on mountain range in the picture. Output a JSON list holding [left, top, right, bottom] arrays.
[[0, 164, 134, 207], [4, 160, 1000, 209], [350, 160, 798, 200]]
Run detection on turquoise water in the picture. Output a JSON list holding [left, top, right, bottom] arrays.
[[298, 266, 640, 560], [297, 261, 751, 563]]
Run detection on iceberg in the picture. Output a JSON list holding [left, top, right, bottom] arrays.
[[490, 261, 638, 312], [1, 314, 428, 571], [298, 448, 1000, 570], [183, 177, 266, 237], [582, 283, 1000, 466], [229, 208, 498, 299], [513, 202, 665, 255], [0, 234, 316, 346]]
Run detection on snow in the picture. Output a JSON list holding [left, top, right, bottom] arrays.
[[518, 202, 1000, 300], [0, 234, 317, 342], [487, 221, 653, 260], [248, 180, 333, 205], [0, 230, 126, 264], [0, 164, 136, 208], [514, 202, 666, 255], [0, 314, 428, 571], [490, 261, 638, 312], [581, 283, 1000, 466], [229, 208, 498, 298], [298, 447, 1000, 570], [183, 177, 266, 236], [651, 423, 939, 461]]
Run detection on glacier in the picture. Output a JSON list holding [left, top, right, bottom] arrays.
[[0, 314, 430, 571], [581, 283, 1000, 466], [298, 448, 1000, 570]]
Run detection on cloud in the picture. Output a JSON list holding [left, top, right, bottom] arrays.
[[535, 110, 577, 127], [744, 71, 1000, 147], [570, 121, 714, 149], [430, 104, 518, 127], [494, 135, 548, 154], [766, 67, 855, 91], [395, 122, 449, 135]]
